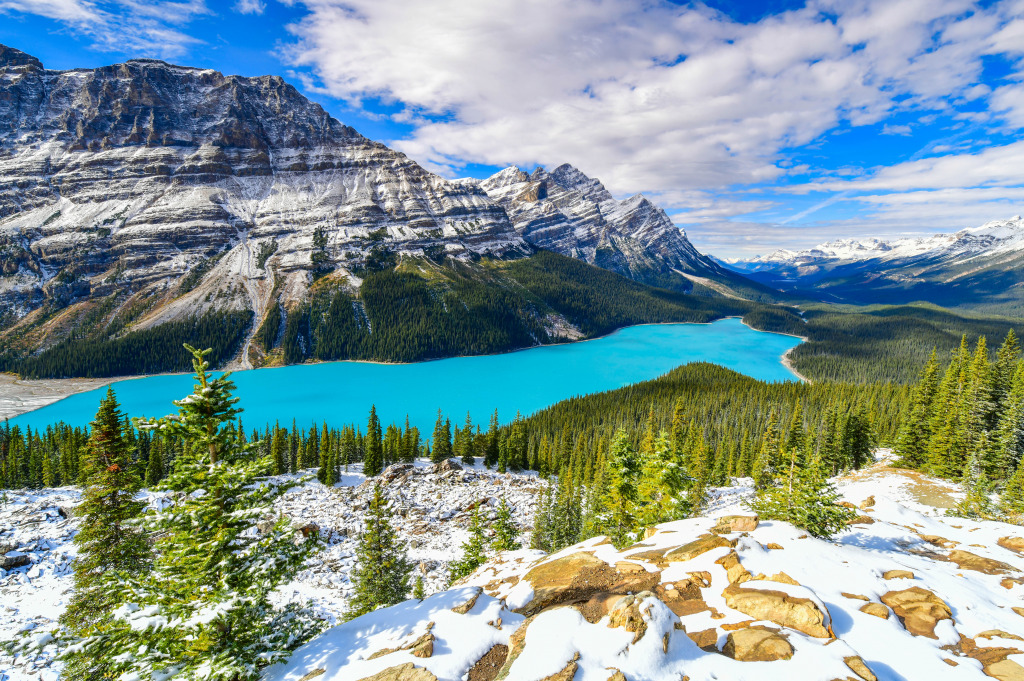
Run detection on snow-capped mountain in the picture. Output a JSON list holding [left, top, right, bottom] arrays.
[[0, 44, 770, 367], [478, 164, 721, 285], [728, 217, 1024, 312], [476, 164, 778, 299], [739, 216, 1024, 269], [0, 43, 525, 330]]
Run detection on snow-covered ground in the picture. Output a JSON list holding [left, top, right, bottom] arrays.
[[267, 452, 1024, 681], [3, 451, 1018, 681], [0, 459, 543, 680]]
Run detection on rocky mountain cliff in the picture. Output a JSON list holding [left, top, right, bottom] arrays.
[[0, 44, 526, 349], [0, 44, 769, 374], [477, 164, 764, 297]]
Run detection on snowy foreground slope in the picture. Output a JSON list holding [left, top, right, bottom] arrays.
[[266, 459, 1024, 681], [0, 460, 541, 680]]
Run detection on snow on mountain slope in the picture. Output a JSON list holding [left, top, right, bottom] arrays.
[[741, 216, 1024, 268], [0, 43, 528, 357], [0, 460, 542, 680], [268, 457, 1024, 681], [477, 164, 731, 289]]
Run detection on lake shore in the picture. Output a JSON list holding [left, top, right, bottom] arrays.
[[0, 373, 113, 422], [2, 317, 806, 422], [781, 346, 811, 383]]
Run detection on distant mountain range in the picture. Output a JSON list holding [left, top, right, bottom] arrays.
[[0, 44, 772, 376], [726, 216, 1024, 313]]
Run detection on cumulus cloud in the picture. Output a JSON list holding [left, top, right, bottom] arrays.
[[283, 0, 1024, 200], [234, 0, 265, 15], [0, 0, 210, 57]]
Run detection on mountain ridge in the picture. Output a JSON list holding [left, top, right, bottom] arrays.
[[726, 216, 1024, 313]]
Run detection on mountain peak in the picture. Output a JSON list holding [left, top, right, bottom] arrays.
[[0, 44, 42, 69]]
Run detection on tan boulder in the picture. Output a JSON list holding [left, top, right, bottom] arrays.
[[842, 592, 870, 601], [357, 663, 438, 681], [687, 628, 719, 650], [715, 552, 752, 584], [722, 583, 831, 638], [466, 644, 508, 681], [711, 515, 759, 534], [845, 655, 878, 681], [880, 587, 952, 639], [883, 570, 915, 580], [859, 602, 890, 619], [452, 588, 482, 614], [985, 659, 1024, 681], [860, 495, 876, 509], [299, 671, 326, 681], [606, 671, 628, 681], [655, 582, 709, 617], [517, 552, 660, 616], [847, 515, 875, 525], [919, 535, 957, 549], [948, 549, 1019, 575], [661, 534, 733, 562], [765, 543, 784, 550], [722, 627, 794, 661], [607, 593, 654, 644], [998, 537, 1024, 555]]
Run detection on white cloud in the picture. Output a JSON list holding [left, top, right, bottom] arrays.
[[0, 0, 210, 58], [234, 0, 265, 15], [283, 0, 1024, 200]]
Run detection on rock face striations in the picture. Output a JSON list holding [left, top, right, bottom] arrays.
[[0, 44, 525, 336], [478, 164, 731, 292], [0, 44, 762, 373]]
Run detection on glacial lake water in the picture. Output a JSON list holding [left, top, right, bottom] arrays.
[[8, 318, 802, 433]]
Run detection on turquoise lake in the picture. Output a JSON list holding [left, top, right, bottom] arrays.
[[8, 318, 802, 433]]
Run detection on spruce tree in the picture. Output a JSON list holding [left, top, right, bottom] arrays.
[[59, 388, 150, 680], [602, 430, 642, 547], [73, 346, 320, 680], [431, 410, 451, 463], [460, 413, 476, 466], [492, 498, 521, 551], [364, 405, 384, 476], [951, 447, 994, 520], [347, 483, 412, 619], [999, 459, 1024, 523], [145, 438, 164, 486], [485, 410, 500, 468], [752, 409, 781, 489], [449, 506, 488, 583], [749, 450, 854, 538], [412, 575, 425, 600], [638, 430, 687, 525]]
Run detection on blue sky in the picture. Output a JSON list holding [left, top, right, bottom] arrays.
[[2, 0, 1023, 257]]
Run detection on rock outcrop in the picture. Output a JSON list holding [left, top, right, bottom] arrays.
[[478, 164, 745, 293]]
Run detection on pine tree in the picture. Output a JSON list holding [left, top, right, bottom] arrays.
[[347, 483, 412, 619], [145, 438, 164, 486], [364, 405, 384, 476], [749, 450, 854, 538], [412, 575, 425, 600], [752, 409, 781, 489], [449, 506, 488, 583], [75, 346, 321, 680], [999, 458, 1024, 523], [460, 413, 476, 465], [59, 388, 150, 680], [638, 430, 687, 525], [951, 447, 994, 520], [602, 430, 643, 547], [431, 410, 451, 463], [485, 410, 500, 468], [491, 498, 521, 551]]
